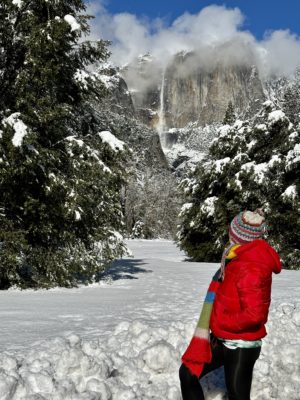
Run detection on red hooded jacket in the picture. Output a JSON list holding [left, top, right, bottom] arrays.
[[210, 239, 281, 340]]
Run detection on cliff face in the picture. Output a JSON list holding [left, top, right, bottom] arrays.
[[121, 53, 265, 130], [164, 56, 265, 127], [95, 64, 169, 173], [97, 65, 135, 117], [97, 55, 269, 173], [120, 54, 161, 129]]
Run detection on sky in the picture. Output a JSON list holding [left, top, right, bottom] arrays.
[[101, 0, 300, 40], [85, 1, 300, 77]]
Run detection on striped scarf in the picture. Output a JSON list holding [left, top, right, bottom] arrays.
[[181, 244, 240, 377]]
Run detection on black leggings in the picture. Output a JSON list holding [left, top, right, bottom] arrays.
[[179, 336, 261, 400]]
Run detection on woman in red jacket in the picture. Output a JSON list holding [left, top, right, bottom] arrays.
[[179, 210, 281, 400]]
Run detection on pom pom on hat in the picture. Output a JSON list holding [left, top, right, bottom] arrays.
[[229, 209, 267, 244]]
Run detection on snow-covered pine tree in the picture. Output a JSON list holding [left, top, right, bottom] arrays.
[[0, 1, 21, 113], [0, 0, 128, 288], [178, 101, 300, 269], [283, 69, 300, 127], [223, 101, 236, 125]]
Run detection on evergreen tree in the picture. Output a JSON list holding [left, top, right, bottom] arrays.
[[178, 102, 300, 269], [0, 0, 128, 288], [283, 70, 300, 126], [223, 101, 236, 125], [0, 1, 23, 113]]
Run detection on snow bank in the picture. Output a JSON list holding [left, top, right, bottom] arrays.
[[0, 301, 299, 399]]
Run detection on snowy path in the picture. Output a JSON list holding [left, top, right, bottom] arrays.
[[0, 240, 299, 399]]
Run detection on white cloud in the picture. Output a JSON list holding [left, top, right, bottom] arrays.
[[86, 2, 300, 77], [261, 30, 300, 76], [85, 0, 107, 16], [171, 6, 244, 43], [111, 13, 150, 64]]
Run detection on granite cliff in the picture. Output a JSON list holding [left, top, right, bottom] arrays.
[[121, 52, 265, 132]]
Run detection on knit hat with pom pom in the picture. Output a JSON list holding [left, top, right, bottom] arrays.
[[229, 209, 267, 244]]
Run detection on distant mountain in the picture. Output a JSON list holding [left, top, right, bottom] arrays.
[[95, 54, 300, 175], [121, 52, 265, 128], [118, 53, 299, 172]]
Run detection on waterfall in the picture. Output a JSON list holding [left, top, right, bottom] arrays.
[[157, 69, 166, 147]]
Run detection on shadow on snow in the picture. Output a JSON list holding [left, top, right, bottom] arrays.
[[99, 258, 153, 281]]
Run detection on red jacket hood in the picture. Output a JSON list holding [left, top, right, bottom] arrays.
[[234, 239, 282, 274]]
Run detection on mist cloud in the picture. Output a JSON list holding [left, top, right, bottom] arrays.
[[86, 2, 300, 78]]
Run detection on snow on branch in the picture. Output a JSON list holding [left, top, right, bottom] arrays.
[[64, 15, 81, 32], [98, 131, 125, 152], [2, 113, 28, 147], [12, 0, 22, 8], [200, 196, 218, 217], [281, 185, 298, 202], [268, 110, 286, 125]]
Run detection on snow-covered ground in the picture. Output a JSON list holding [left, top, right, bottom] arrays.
[[0, 240, 299, 399]]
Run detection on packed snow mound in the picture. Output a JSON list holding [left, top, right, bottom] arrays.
[[0, 302, 299, 399]]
